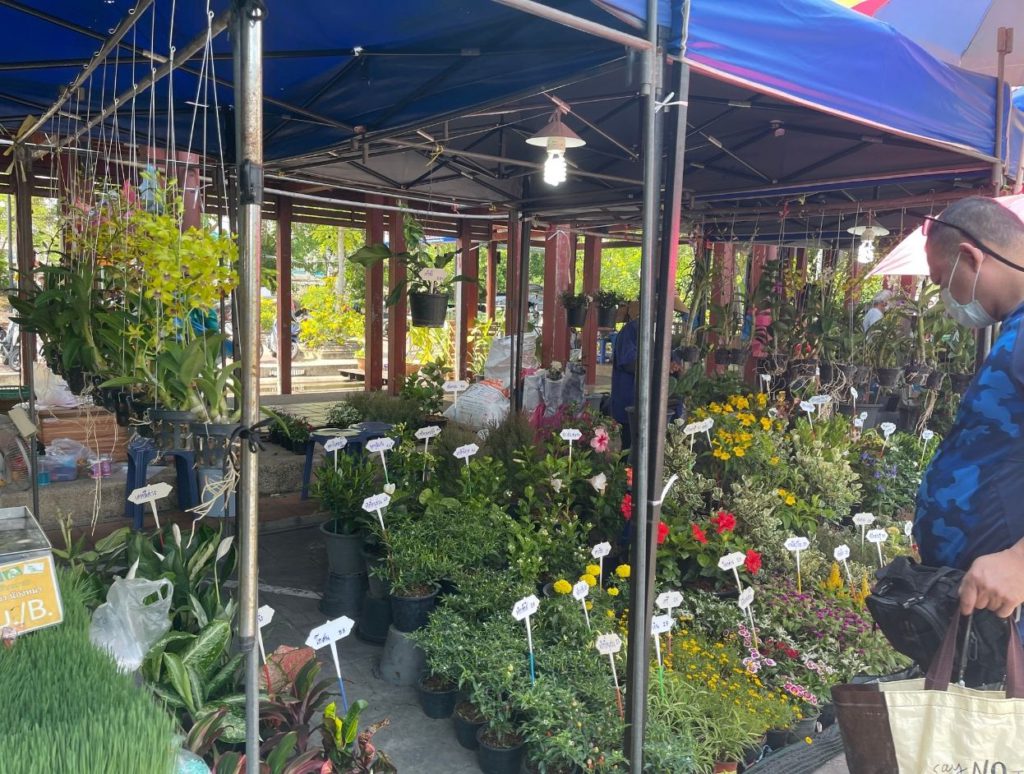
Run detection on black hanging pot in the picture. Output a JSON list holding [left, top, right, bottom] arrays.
[[113, 392, 131, 427], [565, 304, 588, 328], [819, 360, 836, 384], [925, 370, 945, 390], [409, 292, 449, 328], [65, 367, 86, 395], [904, 363, 931, 386], [190, 422, 241, 469], [128, 395, 155, 438], [950, 372, 974, 393], [596, 305, 618, 329], [149, 408, 197, 452], [839, 363, 858, 384], [680, 345, 701, 363], [876, 367, 901, 388], [787, 358, 818, 380], [714, 348, 735, 366]]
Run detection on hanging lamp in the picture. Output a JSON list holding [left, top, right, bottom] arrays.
[[848, 216, 889, 264], [526, 110, 585, 186]]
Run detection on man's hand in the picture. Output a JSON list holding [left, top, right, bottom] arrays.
[[959, 541, 1024, 618]]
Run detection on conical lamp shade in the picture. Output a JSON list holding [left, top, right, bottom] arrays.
[[526, 114, 586, 148]]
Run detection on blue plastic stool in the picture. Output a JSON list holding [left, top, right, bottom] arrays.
[[124, 437, 200, 529], [598, 331, 617, 364], [300, 423, 395, 500]]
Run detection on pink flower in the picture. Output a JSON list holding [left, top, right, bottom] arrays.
[[590, 426, 610, 453]]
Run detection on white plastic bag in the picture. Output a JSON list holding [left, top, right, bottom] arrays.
[[484, 332, 538, 388], [90, 577, 173, 672], [443, 382, 509, 428], [33, 363, 78, 409]]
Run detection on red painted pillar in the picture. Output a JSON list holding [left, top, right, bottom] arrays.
[[707, 242, 736, 374], [275, 198, 293, 395], [387, 207, 408, 395], [582, 235, 602, 387], [505, 211, 520, 336], [364, 198, 385, 392], [542, 224, 573, 366], [457, 218, 480, 379], [485, 239, 498, 322], [744, 244, 769, 384]]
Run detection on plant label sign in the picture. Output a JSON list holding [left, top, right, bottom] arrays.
[[656, 590, 683, 611], [305, 616, 355, 650], [572, 580, 589, 601], [880, 422, 896, 438], [853, 417, 864, 429], [512, 594, 540, 622], [596, 632, 623, 656], [591, 542, 611, 559], [853, 513, 875, 527], [718, 552, 746, 571], [362, 493, 391, 531], [799, 400, 815, 413], [128, 482, 173, 531], [366, 438, 394, 454], [921, 429, 935, 442], [809, 395, 831, 407], [737, 587, 755, 611], [850, 387, 859, 400], [867, 528, 888, 544], [257, 605, 275, 628], [834, 544, 851, 561], [560, 428, 583, 442], [453, 443, 479, 462], [785, 537, 810, 552], [651, 614, 673, 636], [323, 437, 347, 453], [415, 425, 442, 441], [683, 422, 700, 436], [419, 267, 447, 285], [904, 520, 914, 537], [443, 380, 470, 394]]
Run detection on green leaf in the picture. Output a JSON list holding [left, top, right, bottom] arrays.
[[205, 653, 244, 700], [181, 618, 231, 681], [163, 652, 197, 714], [266, 731, 298, 774]]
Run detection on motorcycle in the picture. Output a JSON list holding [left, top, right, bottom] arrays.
[[268, 308, 306, 360], [0, 319, 20, 370]]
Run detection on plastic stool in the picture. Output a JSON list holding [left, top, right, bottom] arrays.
[[124, 438, 200, 529], [300, 428, 363, 500], [598, 331, 617, 364]]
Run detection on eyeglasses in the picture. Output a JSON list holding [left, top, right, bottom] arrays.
[[921, 214, 1024, 274]]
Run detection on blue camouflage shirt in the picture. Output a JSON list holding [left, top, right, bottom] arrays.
[[915, 302, 1024, 570]]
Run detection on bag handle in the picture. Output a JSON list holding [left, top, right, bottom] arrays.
[[925, 613, 1024, 698]]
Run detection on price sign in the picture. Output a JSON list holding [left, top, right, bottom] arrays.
[[366, 437, 394, 454], [853, 513, 875, 527], [419, 267, 447, 284], [591, 542, 611, 559], [128, 482, 173, 531], [512, 594, 540, 622], [651, 614, 673, 636], [453, 443, 479, 461], [0, 554, 63, 636], [867, 528, 888, 544], [833, 545, 851, 561], [362, 493, 391, 513], [415, 425, 442, 440], [305, 616, 355, 650], [809, 395, 831, 406], [656, 590, 683, 611], [572, 580, 589, 601], [323, 437, 347, 453], [738, 587, 755, 610], [596, 632, 623, 656], [718, 552, 746, 571], [257, 605, 275, 628], [560, 428, 583, 442], [443, 380, 470, 394], [880, 422, 896, 438], [785, 536, 810, 552]]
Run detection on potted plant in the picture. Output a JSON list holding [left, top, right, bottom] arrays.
[[593, 289, 623, 329], [350, 212, 472, 328], [312, 451, 380, 577], [397, 360, 447, 424], [407, 607, 462, 719], [868, 312, 907, 388], [320, 700, 396, 773], [559, 290, 590, 329], [266, 410, 313, 454]]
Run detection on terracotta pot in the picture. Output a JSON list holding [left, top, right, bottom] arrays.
[[713, 762, 739, 773]]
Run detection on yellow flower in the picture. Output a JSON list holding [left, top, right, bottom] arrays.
[[760, 417, 773, 431], [785, 495, 796, 506], [757, 393, 768, 408], [586, 564, 601, 577], [723, 404, 734, 413], [553, 579, 572, 595], [607, 587, 620, 597], [606, 609, 616, 619], [585, 601, 593, 610], [719, 451, 731, 460], [777, 488, 788, 497], [709, 402, 722, 413], [733, 447, 746, 457], [805, 737, 813, 745], [581, 573, 598, 587], [769, 456, 780, 465], [615, 564, 631, 579]]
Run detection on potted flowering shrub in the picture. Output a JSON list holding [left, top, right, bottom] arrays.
[[266, 410, 313, 454], [559, 290, 590, 328], [312, 451, 380, 576], [593, 289, 623, 329]]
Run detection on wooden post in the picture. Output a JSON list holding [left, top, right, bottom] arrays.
[[457, 218, 480, 380], [275, 198, 293, 395], [364, 198, 385, 392], [707, 242, 735, 374], [13, 149, 35, 386], [505, 210, 520, 335], [582, 235, 602, 387], [542, 224, 573, 365], [387, 207, 407, 395], [744, 244, 769, 384], [486, 239, 498, 322]]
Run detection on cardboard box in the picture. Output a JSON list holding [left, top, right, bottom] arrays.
[[37, 405, 130, 463]]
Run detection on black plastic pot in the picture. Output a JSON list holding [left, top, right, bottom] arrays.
[[66, 367, 86, 395], [191, 422, 240, 469], [714, 348, 735, 366], [409, 291, 450, 328], [819, 360, 836, 384], [150, 408, 197, 452], [819, 702, 837, 729], [389, 584, 439, 632], [876, 367, 901, 387], [765, 728, 789, 750], [476, 727, 525, 774], [950, 372, 974, 393], [322, 523, 367, 576], [453, 702, 486, 750], [416, 676, 458, 719], [565, 304, 588, 328], [787, 358, 818, 380], [113, 392, 131, 427], [356, 593, 392, 644], [596, 305, 617, 329], [320, 571, 367, 618], [904, 363, 931, 386], [128, 396, 155, 438], [839, 363, 859, 384], [925, 370, 945, 390]]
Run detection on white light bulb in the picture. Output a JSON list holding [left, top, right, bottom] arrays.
[[544, 150, 567, 186], [857, 240, 875, 264]]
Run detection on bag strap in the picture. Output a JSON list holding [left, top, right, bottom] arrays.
[[925, 613, 1024, 698]]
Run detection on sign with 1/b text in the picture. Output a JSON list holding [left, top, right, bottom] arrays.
[[0, 553, 63, 634]]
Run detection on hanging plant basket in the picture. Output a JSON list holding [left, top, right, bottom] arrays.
[[190, 422, 240, 469], [565, 304, 588, 328], [876, 367, 902, 388], [787, 358, 818, 380], [950, 372, 974, 393], [819, 360, 837, 384], [409, 292, 449, 328], [714, 348, 735, 366], [680, 345, 701, 363], [65, 366, 86, 396], [596, 304, 618, 329], [150, 409, 197, 452], [925, 370, 945, 390]]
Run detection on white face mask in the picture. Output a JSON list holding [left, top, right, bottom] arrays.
[[941, 254, 996, 328]]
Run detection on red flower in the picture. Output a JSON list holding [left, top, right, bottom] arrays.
[[625, 467, 633, 488], [711, 511, 737, 534], [691, 523, 707, 545], [620, 493, 633, 521], [657, 521, 670, 545], [744, 549, 762, 575]]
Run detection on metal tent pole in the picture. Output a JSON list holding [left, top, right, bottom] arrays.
[[13, 147, 38, 522], [513, 217, 532, 412], [231, 2, 264, 772], [624, 0, 665, 767]]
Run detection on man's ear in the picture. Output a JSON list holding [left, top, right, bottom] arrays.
[[958, 242, 986, 271]]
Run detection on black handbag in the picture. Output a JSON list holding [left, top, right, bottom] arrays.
[[865, 556, 1009, 686]]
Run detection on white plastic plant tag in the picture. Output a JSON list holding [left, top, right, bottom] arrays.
[[867, 528, 888, 544], [921, 429, 935, 442], [305, 616, 355, 649], [738, 587, 755, 610], [700, 418, 715, 432], [904, 521, 914, 537], [718, 551, 746, 571], [596, 632, 623, 656], [572, 580, 589, 601], [833, 545, 851, 561], [768, 408, 779, 419], [853, 513, 875, 527], [880, 422, 896, 438], [512, 594, 540, 622], [419, 267, 447, 284], [853, 418, 864, 429], [656, 590, 683, 610], [128, 482, 173, 504], [859, 411, 868, 421], [362, 493, 391, 512], [850, 387, 859, 400], [323, 437, 347, 453], [799, 400, 815, 413], [257, 605, 275, 628], [443, 380, 470, 394], [560, 428, 583, 442], [366, 437, 394, 454], [683, 422, 700, 436], [785, 536, 810, 552], [453, 443, 479, 461], [809, 395, 831, 406], [415, 425, 442, 440], [651, 614, 673, 636], [591, 542, 612, 559]]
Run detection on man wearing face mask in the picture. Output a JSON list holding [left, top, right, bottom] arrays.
[[917, 196, 1024, 622]]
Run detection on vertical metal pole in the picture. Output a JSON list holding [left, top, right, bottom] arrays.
[[232, 3, 263, 771], [993, 27, 1012, 191], [513, 218, 531, 412], [6, 193, 13, 282], [13, 148, 38, 522], [624, 0, 665, 766]]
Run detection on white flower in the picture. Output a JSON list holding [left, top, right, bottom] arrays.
[[383, 483, 396, 495], [550, 360, 563, 371], [589, 473, 607, 495], [551, 478, 563, 493], [171, 523, 182, 548], [215, 536, 234, 562]]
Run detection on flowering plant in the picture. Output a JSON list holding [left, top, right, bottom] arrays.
[[656, 508, 761, 587]]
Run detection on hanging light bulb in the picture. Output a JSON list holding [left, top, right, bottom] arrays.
[[856, 239, 876, 264], [527, 110, 585, 187], [848, 219, 889, 265]]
